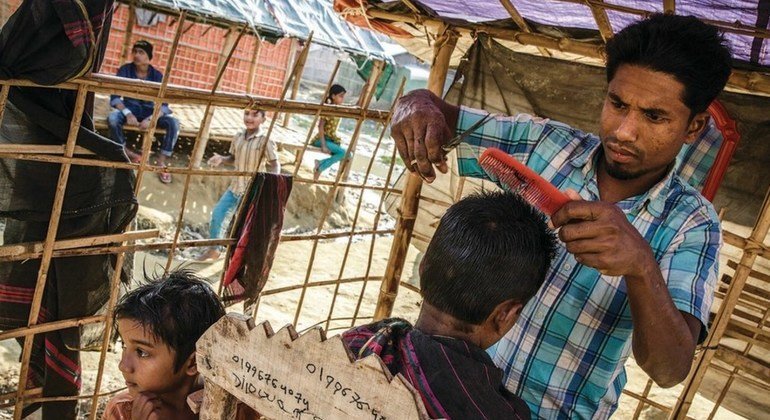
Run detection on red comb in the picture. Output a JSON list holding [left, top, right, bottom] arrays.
[[479, 147, 570, 216]]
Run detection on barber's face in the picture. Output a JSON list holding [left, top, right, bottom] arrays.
[[131, 48, 150, 66], [599, 65, 708, 185]]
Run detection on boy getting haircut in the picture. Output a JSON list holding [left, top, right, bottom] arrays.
[[102, 270, 226, 420], [343, 190, 556, 419]]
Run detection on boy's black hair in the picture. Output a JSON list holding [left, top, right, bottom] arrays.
[[420, 191, 557, 325], [245, 108, 266, 118], [114, 270, 225, 371], [606, 13, 732, 117]]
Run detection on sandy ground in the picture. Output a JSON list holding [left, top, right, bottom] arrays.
[[2, 125, 769, 418]]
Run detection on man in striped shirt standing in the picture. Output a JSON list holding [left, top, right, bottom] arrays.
[[198, 108, 279, 261], [389, 14, 732, 419]]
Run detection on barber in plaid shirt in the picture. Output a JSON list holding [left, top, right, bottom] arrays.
[[390, 14, 733, 419]]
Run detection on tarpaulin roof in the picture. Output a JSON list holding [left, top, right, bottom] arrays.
[[129, 0, 393, 60], [412, 0, 769, 67], [340, 0, 770, 74]]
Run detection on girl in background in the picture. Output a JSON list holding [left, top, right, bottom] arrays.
[[313, 84, 348, 181]]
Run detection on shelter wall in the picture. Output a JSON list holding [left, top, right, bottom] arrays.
[[3, 1, 292, 98]]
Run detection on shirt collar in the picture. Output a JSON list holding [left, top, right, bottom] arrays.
[[574, 139, 676, 218]]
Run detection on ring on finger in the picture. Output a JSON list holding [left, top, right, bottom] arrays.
[[410, 159, 418, 166]]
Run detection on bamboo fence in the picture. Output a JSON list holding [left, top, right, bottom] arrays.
[[1, 1, 769, 419], [0, 4, 412, 418]]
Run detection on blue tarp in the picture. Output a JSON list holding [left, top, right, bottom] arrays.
[[406, 0, 769, 67]]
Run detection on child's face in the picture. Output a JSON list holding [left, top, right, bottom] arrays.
[[117, 318, 192, 398], [243, 109, 265, 131], [331, 91, 346, 105]]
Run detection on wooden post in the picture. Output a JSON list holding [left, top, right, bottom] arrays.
[[13, 86, 89, 419], [335, 59, 385, 203], [281, 39, 304, 127], [669, 186, 770, 419], [373, 24, 458, 321], [191, 25, 240, 168], [120, 2, 137, 63], [165, 25, 247, 269], [246, 35, 262, 94]]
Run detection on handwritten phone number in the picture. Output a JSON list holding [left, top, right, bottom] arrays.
[[305, 363, 386, 420]]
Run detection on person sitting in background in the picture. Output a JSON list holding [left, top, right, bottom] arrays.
[[107, 40, 180, 184], [342, 190, 557, 419], [102, 270, 225, 420], [313, 84, 349, 181], [197, 107, 279, 261]]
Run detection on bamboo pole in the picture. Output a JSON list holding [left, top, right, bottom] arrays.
[[663, 0, 676, 14], [497, 0, 552, 56], [291, 60, 342, 177], [0, 76, 391, 121], [373, 24, 458, 321], [324, 77, 406, 331], [120, 2, 137, 63], [88, 248, 128, 419], [13, 86, 89, 418], [351, 136, 402, 326], [0, 151, 405, 195], [247, 35, 262, 94], [0, 315, 103, 342], [0, 84, 9, 126], [133, 11, 186, 195], [253, 33, 315, 173], [0, 229, 396, 262], [365, 8, 605, 59], [261, 276, 384, 297], [189, 24, 241, 168], [291, 53, 385, 327], [586, 0, 614, 41], [0, 144, 93, 154], [0, 229, 158, 259], [706, 305, 770, 419], [282, 39, 304, 127], [363, 8, 770, 96], [164, 26, 247, 270], [213, 33, 314, 301], [632, 379, 655, 419], [670, 187, 770, 419], [336, 60, 385, 203]]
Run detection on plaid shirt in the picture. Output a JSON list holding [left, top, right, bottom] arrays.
[[455, 106, 721, 419]]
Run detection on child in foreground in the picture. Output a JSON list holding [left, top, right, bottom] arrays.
[[343, 190, 557, 419], [102, 270, 225, 420]]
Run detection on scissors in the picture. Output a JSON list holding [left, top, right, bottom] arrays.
[[441, 112, 494, 152], [408, 112, 494, 180]]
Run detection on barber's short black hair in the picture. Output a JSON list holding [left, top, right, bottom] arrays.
[[420, 191, 557, 325], [606, 13, 732, 116], [114, 270, 225, 371]]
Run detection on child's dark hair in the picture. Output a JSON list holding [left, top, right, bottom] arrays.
[[606, 13, 732, 117], [420, 191, 557, 325], [114, 270, 225, 371], [326, 84, 347, 103], [245, 108, 266, 118]]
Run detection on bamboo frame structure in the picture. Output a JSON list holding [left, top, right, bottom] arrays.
[[670, 187, 770, 419], [361, 8, 770, 96], [374, 23, 458, 320], [0, 3, 413, 417], [2, 0, 767, 418], [353, 3, 770, 419]]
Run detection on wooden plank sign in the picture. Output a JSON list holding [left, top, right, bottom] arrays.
[[196, 314, 430, 420]]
